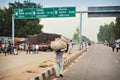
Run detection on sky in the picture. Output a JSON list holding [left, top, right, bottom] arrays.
[[0, 0, 120, 42]]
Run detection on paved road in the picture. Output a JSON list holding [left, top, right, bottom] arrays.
[[0, 51, 55, 77], [57, 44, 120, 80]]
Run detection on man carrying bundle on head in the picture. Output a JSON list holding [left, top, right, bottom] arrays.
[[50, 38, 68, 78]]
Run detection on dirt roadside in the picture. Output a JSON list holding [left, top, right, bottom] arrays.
[[0, 47, 82, 80]]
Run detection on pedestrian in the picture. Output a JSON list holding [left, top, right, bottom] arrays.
[[28, 44, 31, 54], [4, 44, 8, 56], [67, 40, 73, 54], [55, 49, 68, 78], [24, 43, 26, 52], [32, 44, 36, 54], [50, 38, 69, 78], [26, 44, 29, 54], [111, 43, 116, 52], [116, 43, 119, 52], [35, 44, 39, 54], [82, 40, 86, 50], [55, 44, 68, 78], [8, 41, 12, 55], [11, 44, 14, 55], [14, 47, 18, 55]]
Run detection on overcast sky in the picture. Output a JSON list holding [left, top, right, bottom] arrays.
[[0, 0, 120, 42]]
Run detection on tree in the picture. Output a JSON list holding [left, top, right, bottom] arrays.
[[97, 21, 117, 42], [18, 20, 43, 37], [97, 17, 120, 42], [0, 7, 13, 36], [73, 27, 80, 43], [109, 21, 115, 41], [115, 17, 120, 39], [0, 1, 43, 37], [73, 27, 90, 43], [97, 24, 112, 42], [97, 25, 104, 42]]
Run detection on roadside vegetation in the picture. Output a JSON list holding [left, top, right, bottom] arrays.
[[0, 1, 43, 37], [97, 17, 120, 42]]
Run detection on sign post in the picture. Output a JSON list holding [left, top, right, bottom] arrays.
[[79, 12, 83, 49], [12, 14, 14, 45]]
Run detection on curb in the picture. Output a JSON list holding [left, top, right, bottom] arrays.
[[30, 50, 85, 80], [30, 67, 55, 80]]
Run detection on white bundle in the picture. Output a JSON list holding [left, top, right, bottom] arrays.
[[50, 38, 67, 51]]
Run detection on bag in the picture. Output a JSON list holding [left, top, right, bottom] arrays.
[[50, 38, 67, 51]]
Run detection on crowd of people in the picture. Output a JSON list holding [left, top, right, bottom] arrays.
[[0, 42, 41, 56], [0, 41, 17, 56], [0, 40, 74, 56], [25, 44, 39, 54], [103, 41, 120, 52], [81, 40, 88, 51]]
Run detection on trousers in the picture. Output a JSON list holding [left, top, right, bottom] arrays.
[[55, 62, 63, 76]]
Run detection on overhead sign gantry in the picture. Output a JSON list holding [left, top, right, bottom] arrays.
[[12, 6, 120, 49]]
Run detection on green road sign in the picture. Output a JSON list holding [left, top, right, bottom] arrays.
[[14, 7, 76, 19]]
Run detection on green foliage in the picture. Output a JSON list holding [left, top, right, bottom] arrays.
[[15, 19, 43, 37], [0, 7, 13, 37], [0, 1, 43, 37], [73, 27, 79, 42], [97, 24, 113, 42], [97, 17, 120, 42], [9, 1, 42, 9], [82, 36, 90, 42], [115, 17, 120, 39], [73, 27, 90, 43]]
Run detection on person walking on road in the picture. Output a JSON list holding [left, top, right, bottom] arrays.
[[8, 41, 12, 55], [55, 46, 68, 78], [50, 38, 69, 78], [26, 44, 29, 54], [116, 43, 119, 52], [35, 44, 39, 54], [32, 44, 36, 54], [27, 44, 31, 54], [111, 43, 116, 52], [82, 40, 86, 50], [68, 40, 73, 54]]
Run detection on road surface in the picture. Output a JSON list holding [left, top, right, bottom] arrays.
[[57, 44, 120, 80]]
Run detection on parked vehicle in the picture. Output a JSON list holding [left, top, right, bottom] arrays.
[[28, 33, 61, 51], [116, 39, 120, 49], [117, 39, 120, 43]]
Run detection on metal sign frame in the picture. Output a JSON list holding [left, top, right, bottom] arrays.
[[88, 6, 120, 17], [12, 6, 120, 49]]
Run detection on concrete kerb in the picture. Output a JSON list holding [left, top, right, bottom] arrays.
[[30, 67, 55, 80], [30, 50, 85, 80]]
